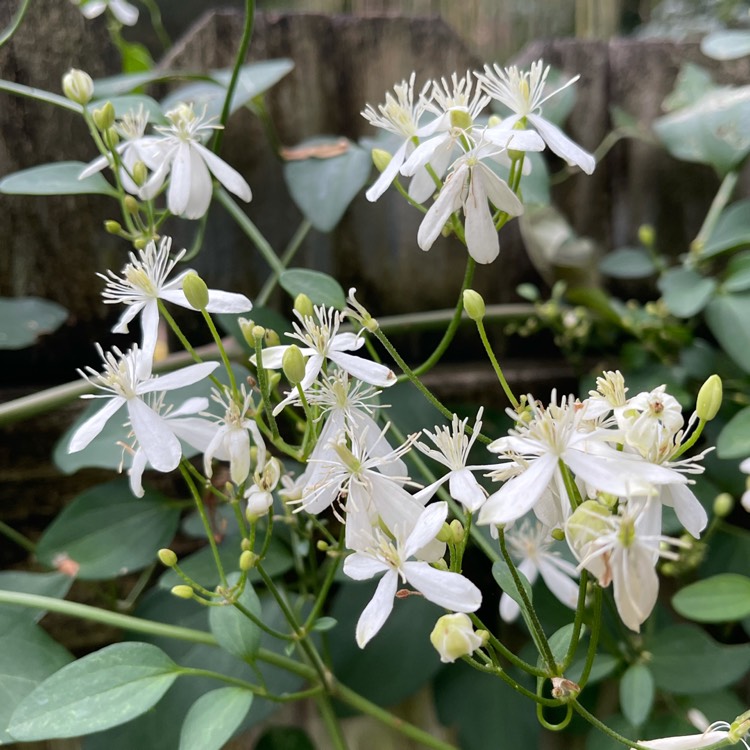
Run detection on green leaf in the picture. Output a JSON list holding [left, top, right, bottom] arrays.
[[179, 687, 253, 750], [93, 70, 195, 98], [662, 63, 717, 112], [0, 572, 72, 629], [0, 624, 73, 744], [492, 558, 532, 609], [283, 137, 371, 232], [89, 94, 166, 125], [0, 78, 81, 113], [0, 161, 117, 196], [648, 624, 750, 693], [658, 268, 716, 317], [255, 727, 316, 750], [619, 664, 654, 727], [701, 30, 750, 61], [311, 616, 337, 632], [723, 251, 750, 292], [279, 268, 346, 309], [672, 574, 750, 622], [654, 86, 750, 174], [0, 296, 68, 349], [8, 642, 179, 741], [35, 479, 180, 580], [118, 40, 154, 74], [702, 200, 750, 258], [599, 247, 657, 279], [717, 405, 750, 458], [543, 623, 582, 669], [209, 573, 262, 662], [705, 292, 750, 372]]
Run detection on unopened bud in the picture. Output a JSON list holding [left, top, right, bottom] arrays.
[[62, 68, 94, 105], [638, 224, 655, 248], [696, 374, 722, 422], [239, 550, 257, 571], [264, 329, 280, 347], [238, 317, 255, 347], [92, 101, 115, 131], [171, 585, 194, 599], [133, 237, 148, 250], [241, 538, 252, 552], [123, 195, 139, 215], [436, 522, 452, 543], [431, 558, 449, 571], [268, 372, 281, 390], [282, 344, 306, 385], [132, 160, 148, 187], [182, 271, 209, 310], [104, 220, 122, 235], [251, 325, 266, 341], [551, 528, 565, 542], [103, 126, 119, 149], [463, 289, 485, 321], [158, 548, 178, 567], [371, 148, 392, 173], [449, 519, 464, 544], [317, 540, 330, 552], [294, 294, 314, 320], [430, 613, 484, 663], [714, 492, 734, 518]]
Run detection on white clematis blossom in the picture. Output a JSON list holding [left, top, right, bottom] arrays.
[[639, 710, 750, 750], [71, 0, 139, 25], [69, 345, 219, 473], [343, 501, 482, 647], [475, 59, 596, 175], [99, 236, 253, 360], [140, 103, 252, 219]]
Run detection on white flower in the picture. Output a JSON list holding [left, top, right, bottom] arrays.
[[140, 104, 252, 219], [499, 519, 579, 622], [741, 458, 750, 512], [245, 456, 282, 517], [71, 0, 138, 25], [416, 142, 524, 264], [343, 502, 482, 647], [616, 385, 685, 455], [99, 236, 252, 360], [413, 408, 495, 511], [258, 305, 396, 395], [361, 73, 431, 202], [430, 612, 484, 663], [69, 345, 219, 472], [639, 714, 750, 750], [475, 59, 596, 175], [477, 393, 687, 529]]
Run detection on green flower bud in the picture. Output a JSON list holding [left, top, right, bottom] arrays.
[[238, 317, 255, 347], [241, 538, 252, 552], [171, 585, 194, 599], [251, 325, 266, 341], [449, 108, 473, 131], [449, 519, 465, 545], [431, 558, 449, 571], [713, 492, 734, 518], [551, 528, 565, 542], [133, 237, 148, 250], [239, 550, 257, 571], [463, 289, 486, 321], [430, 613, 483, 663], [268, 372, 281, 390], [294, 293, 314, 320], [436, 522, 452, 543], [123, 195, 139, 215], [104, 220, 122, 235], [92, 101, 115, 131], [62, 68, 94, 105], [132, 160, 148, 187], [282, 344, 306, 385], [696, 374, 722, 422], [158, 548, 178, 567], [371, 148, 392, 173], [264, 329, 280, 347], [638, 224, 655, 248], [316, 540, 330, 552], [182, 271, 209, 311], [103, 126, 119, 149], [487, 114, 502, 128]]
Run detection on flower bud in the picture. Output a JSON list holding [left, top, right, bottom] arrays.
[[238, 317, 255, 347], [430, 613, 483, 663], [264, 329, 280, 347], [696, 374, 722, 422], [463, 289, 485, 321], [182, 271, 209, 311], [436, 522, 452, 543], [62, 68, 94, 105], [551, 676, 581, 702], [431, 558, 449, 571], [103, 126, 119, 149], [713, 492, 734, 518], [239, 550, 257, 571], [158, 548, 178, 567], [282, 345, 306, 385], [371, 148, 392, 173], [133, 237, 148, 250], [241, 538, 252, 552], [551, 528, 565, 542], [450, 519, 465, 545], [638, 223, 655, 248], [104, 220, 122, 235], [294, 294, 314, 320], [251, 325, 266, 341], [123, 195, 139, 215], [488, 114, 502, 128], [171, 585, 194, 599], [317, 540, 330, 552], [268, 372, 281, 390], [132, 160, 148, 187], [92, 101, 115, 131]]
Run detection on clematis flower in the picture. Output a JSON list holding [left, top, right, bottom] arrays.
[[69, 345, 219, 473], [140, 103, 252, 219], [99, 236, 253, 360], [475, 59, 596, 175], [343, 502, 482, 647], [639, 711, 750, 750], [430, 613, 484, 663], [71, 0, 138, 25]]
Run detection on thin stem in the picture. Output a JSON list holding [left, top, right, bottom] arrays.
[[138, 0, 171, 50], [212, 0, 255, 154], [558, 459, 584, 511], [0, 520, 35, 553], [469, 613, 547, 678], [571, 699, 665, 750], [253, 336, 281, 440], [256, 219, 313, 306], [690, 169, 739, 258], [202, 309, 239, 398], [232, 600, 294, 641], [304, 534, 344, 631], [0, 0, 31, 48], [314, 694, 349, 750], [562, 570, 589, 671], [578, 585, 603, 688], [474, 317, 519, 409]]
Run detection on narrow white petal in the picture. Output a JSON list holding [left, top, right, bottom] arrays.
[[127, 398, 182, 472], [528, 114, 596, 174], [403, 502, 448, 559], [403, 562, 482, 612], [255, 345, 291, 370], [181, 146, 213, 219], [448, 469, 486, 512], [662, 483, 708, 538], [128, 449, 148, 498], [637, 731, 728, 750], [111, 303, 143, 335], [537, 558, 580, 610], [343, 552, 389, 581], [613, 548, 659, 632], [477, 164, 523, 215], [167, 143, 192, 216], [228, 428, 251, 484], [499, 592, 521, 622], [463, 170, 500, 264], [417, 167, 465, 251], [366, 140, 408, 202], [194, 142, 252, 203], [137, 361, 219, 394], [329, 332, 366, 352], [110, 0, 139, 25], [205, 290, 253, 313], [79, 154, 111, 179], [170, 417, 218, 453], [68, 397, 125, 452], [139, 300, 160, 361], [484, 127, 545, 153], [355, 571, 397, 647], [328, 350, 396, 387]]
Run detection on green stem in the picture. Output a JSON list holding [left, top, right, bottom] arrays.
[[315, 694, 349, 750], [212, 0, 255, 154], [0, 520, 35, 553], [202, 309, 239, 398], [304, 535, 344, 631], [0, 0, 31, 48], [562, 570, 589, 671], [256, 219, 312, 306], [215, 187, 285, 276], [559, 460, 584, 511], [138, 0, 171, 50], [469, 613, 546, 678], [690, 169, 739, 258], [474, 317, 519, 409], [571, 699, 671, 750], [253, 336, 281, 440], [232, 600, 294, 641], [577, 585, 603, 688]]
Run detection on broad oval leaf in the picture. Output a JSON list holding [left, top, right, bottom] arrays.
[[599, 247, 657, 279], [0, 161, 117, 196], [658, 268, 716, 317], [717, 405, 750, 459], [492, 558, 533, 609], [93, 70, 193, 98], [702, 200, 750, 259], [705, 292, 750, 373], [8, 642, 178, 741], [672, 574, 750, 622], [179, 687, 253, 750], [648, 624, 750, 693], [0, 296, 68, 349], [35, 479, 180, 580], [209, 573, 262, 662], [702, 30, 750, 61], [279, 268, 346, 309], [662, 63, 718, 112], [0, 572, 72, 629], [723, 251, 750, 292], [283, 137, 371, 232], [619, 664, 654, 727]]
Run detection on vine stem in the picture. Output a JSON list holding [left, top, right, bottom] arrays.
[[690, 169, 739, 258], [0, 0, 31, 48], [474, 317, 519, 409], [0, 520, 35, 552]]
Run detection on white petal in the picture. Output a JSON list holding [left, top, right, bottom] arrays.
[[662, 483, 708, 538], [110, 0, 139, 25], [127, 398, 182, 472], [110, 302, 143, 335], [343, 552, 389, 581], [68, 397, 125, 452], [499, 592, 521, 623], [637, 731, 728, 750], [366, 140, 408, 202], [139, 300, 161, 361], [463, 170, 500, 264], [476, 163, 523, 216], [403, 562, 482, 612], [329, 332, 366, 353], [228, 428, 251, 484], [537, 557, 580, 610], [205, 290, 253, 313], [484, 127, 545, 153], [328, 350, 396, 387], [194, 142, 252, 203], [448, 469, 486, 512], [167, 143, 192, 216], [417, 166, 465, 251], [128, 449, 148, 498], [355, 571, 397, 647], [181, 146, 213, 219], [79, 154, 111, 180], [403, 502, 448, 559], [255, 344, 291, 370], [137, 361, 219, 394], [613, 547, 659, 632], [170, 417, 218, 453], [528, 114, 596, 174]]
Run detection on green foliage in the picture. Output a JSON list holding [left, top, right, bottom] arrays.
[[279, 268, 347, 309], [705, 292, 750, 372], [208, 573, 262, 662], [672, 574, 750, 622], [701, 199, 750, 258], [255, 727, 316, 750], [599, 247, 657, 279], [0, 161, 118, 196], [658, 268, 716, 317], [178, 687, 253, 750], [0, 572, 72, 629], [717, 405, 750, 458], [0, 296, 68, 349], [619, 664, 655, 727]]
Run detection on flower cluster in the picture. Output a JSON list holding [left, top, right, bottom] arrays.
[[361, 60, 595, 264]]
